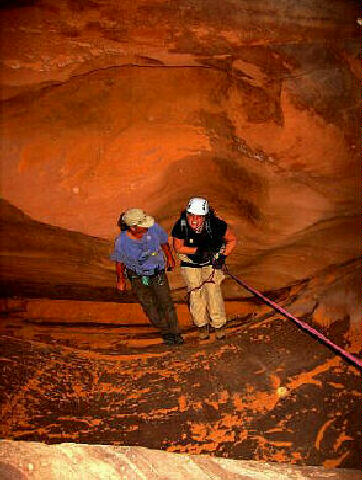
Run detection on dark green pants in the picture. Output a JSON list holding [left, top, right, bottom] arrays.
[[129, 271, 179, 335]]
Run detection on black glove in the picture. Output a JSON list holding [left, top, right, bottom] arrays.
[[212, 253, 227, 269]]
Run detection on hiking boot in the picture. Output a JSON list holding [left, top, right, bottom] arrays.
[[215, 325, 226, 340], [198, 324, 210, 340]]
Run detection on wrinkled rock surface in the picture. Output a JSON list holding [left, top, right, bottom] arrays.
[[0, 440, 360, 480]]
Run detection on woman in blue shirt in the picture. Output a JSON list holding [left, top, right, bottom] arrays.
[[112, 209, 183, 346]]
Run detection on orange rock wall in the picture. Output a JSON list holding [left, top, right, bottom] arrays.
[[0, 0, 359, 292]]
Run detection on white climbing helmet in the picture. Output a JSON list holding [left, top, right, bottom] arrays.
[[186, 197, 209, 216]]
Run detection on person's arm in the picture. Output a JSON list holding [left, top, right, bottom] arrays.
[[116, 261, 127, 291], [173, 237, 197, 255], [153, 222, 177, 271], [223, 228, 237, 255], [212, 227, 237, 269], [161, 243, 175, 271], [171, 219, 197, 255]]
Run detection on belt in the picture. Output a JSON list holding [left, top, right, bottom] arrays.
[[126, 268, 164, 278]]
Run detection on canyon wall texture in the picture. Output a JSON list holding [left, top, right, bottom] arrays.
[[1, 0, 360, 299]]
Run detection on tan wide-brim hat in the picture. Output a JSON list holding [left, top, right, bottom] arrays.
[[123, 209, 154, 228]]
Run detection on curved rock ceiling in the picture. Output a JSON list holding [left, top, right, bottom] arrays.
[[0, 0, 360, 293]]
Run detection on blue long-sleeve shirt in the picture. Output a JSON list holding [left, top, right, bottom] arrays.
[[111, 222, 168, 275]]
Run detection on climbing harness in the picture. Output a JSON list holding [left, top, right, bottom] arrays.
[[184, 268, 216, 303], [223, 265, 362, 371], [183, 251, 226, 300], [190, 269, 216, 292]]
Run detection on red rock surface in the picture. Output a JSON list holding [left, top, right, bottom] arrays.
[[0, 0, 359, 293], [0, 296, 361, 467]]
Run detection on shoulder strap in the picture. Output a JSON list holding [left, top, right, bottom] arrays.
[[179, 211, 189, 240], [205, 215, 212, 238]]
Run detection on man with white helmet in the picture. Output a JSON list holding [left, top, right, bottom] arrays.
[[172, 198, 237, 340]]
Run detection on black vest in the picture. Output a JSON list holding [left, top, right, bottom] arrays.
[[176, 211, 227, 266]]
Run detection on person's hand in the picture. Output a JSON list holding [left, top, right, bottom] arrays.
[[212, 253, 227, 269], [116, 278, 127, 291]]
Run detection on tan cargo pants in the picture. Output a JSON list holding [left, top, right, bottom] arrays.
[[181, 265, 226, 328]]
